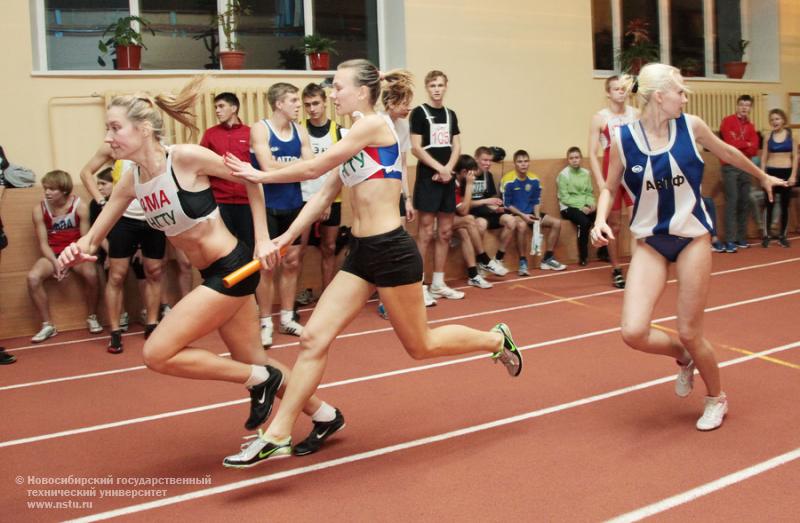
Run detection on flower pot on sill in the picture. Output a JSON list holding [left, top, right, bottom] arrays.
[[308, 52, 330, 71], [220, 51, 246, 70], [723, 61, 748, 79], [115, 45, 142, 70]]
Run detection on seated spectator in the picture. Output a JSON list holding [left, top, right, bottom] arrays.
[[469, 146, 516, 272], [28, 170, 101, 342], [557, 147, 597, 266], [503, 150, 566, 275], [0, 164, 15, 364], [453, 155, 507, 288]]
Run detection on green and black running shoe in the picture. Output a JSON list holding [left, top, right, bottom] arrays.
[[491, 323, 522, 377], [222, 432, 292, 468]]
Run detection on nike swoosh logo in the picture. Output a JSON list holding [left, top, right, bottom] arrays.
[[315, 428, 330, 440], [257, 387, 267, 405], [258, 446, 283, 459]]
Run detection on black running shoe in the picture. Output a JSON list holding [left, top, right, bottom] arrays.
[[597, 246, 610, 263], [244, 366, 284, 430], [293, 409, 346, 456], [778, 236, 790, 248], [491, 323, 522, 377], [107, 330, 123, 354], [0, 348, 17, 365], [222, 434, 292, 468]]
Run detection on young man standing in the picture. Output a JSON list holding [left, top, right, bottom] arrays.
[[719, 95, 759, 252], [299, 83, 344, 297], [251, 83, 313, 345], [588, 75, 638, 288], [467, 146, 513, 275], [503, 150, 566, 275], [411, 70, 464, 301]]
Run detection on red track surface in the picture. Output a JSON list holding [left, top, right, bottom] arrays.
[[2, 245, 799, 522]]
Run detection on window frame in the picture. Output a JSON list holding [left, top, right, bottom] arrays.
[[31, 0, 403, 74], [592, 0, 755, 80]]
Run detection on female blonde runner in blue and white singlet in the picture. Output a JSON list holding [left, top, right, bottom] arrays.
[[57, 79, 338, 446], [591, 64, 786, 432], [221, 59, 523, 468]]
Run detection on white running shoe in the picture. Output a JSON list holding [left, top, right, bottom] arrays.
[[479, 258, 509, 277], [518, 258, 530, 276], [422, 285, 437, 307], [119, 311, 129, 332], [31, 323, 57, 343], [675, 359, 695, 397], [540, 257, 567, 271], [260, 322, 273, 347], [467, 275, 493, 289], [86, 314, 103, 334], [696, 393, 728, 431], [429, 284, 465, 300], [279, 319, 303, 336]]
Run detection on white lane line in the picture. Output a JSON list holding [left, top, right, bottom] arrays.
[[606, 447, 800, 522], [2, 290, 798, 449], [4, 255, 798, 392], [9, 256, 797, 354], [66, 339, 800, 523]]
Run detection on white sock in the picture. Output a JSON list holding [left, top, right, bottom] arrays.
[[260, 316, 272, 328], [280, 309, 294, 324], [244, 365, 268, 388], [432, 272, 445, 288], [311, 402, 337, 422]]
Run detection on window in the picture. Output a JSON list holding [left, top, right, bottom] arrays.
[[36, 0, 389, 71], [591, 0, 777, 80]]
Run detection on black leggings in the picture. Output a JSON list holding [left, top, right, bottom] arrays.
[[764, 167, 793, 237], [561, 207, 596, 261]]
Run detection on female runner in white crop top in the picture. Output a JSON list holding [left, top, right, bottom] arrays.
[[221, 60, 523, 467], [57, 78, 339, 445]]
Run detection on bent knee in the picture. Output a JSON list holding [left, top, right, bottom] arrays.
[[621, 324, 650, 350], [142, 343, 170, 373]]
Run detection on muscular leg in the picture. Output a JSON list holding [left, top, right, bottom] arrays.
[[674, 236, 719, 396], [540, 215, 561, 250], [279, 244, 303, 313], [173, 247, 194, 300], [433, 212, 454, 274], [27, 258, 56, 323], [607, 210, 623, 268], [72, 262, 100, 316], [415, 211, 436, 267], [142, 257, 163, 325], [142, 286, 258, 382], [498, 214, 515, 253], [105, 258, 130, 330], [513, 217, 528, 255], [620, 241, 685, 360], [319, 224, 339, 289]]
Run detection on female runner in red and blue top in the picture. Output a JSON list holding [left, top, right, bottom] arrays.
[[222, 60, 522, 468], [592, 63, 786, 432]]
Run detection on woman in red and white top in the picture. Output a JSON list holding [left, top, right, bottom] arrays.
[[28, 170, 101, 342]]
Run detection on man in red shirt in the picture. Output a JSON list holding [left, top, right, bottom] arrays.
[[719, 95, 759, 252]]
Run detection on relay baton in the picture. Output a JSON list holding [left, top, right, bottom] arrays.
[[223, 246, 288, 288]]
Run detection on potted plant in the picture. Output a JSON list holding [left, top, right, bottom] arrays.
[[303, 34, 337, 71], [616, 18, 660, 75], [278, 46, 306, 70], [723, 39, 750, 79], [677, 56, 702, 77], [218, 0, 251, 70], [97, 16, 154, 70]]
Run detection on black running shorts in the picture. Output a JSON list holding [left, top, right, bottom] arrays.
[[413, 174, 456, 214], [108, 216, 166, 259], [200, 241, 260, 297], [266, 207, 303, 246], [341, 226, 423, 287]]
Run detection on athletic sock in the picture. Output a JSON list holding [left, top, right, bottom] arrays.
[[467, 266, 479, 279], [544, 250, 554, 261], [495, 250, 506, 261], [279, 309, 294, 324], [519, 255, 526, 262], [432, 272, 445, 288], [260, 316, 273, 328], [477, 252, 491, 265], [244, 364, 269, 388], [311, 401, 337, 423]]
